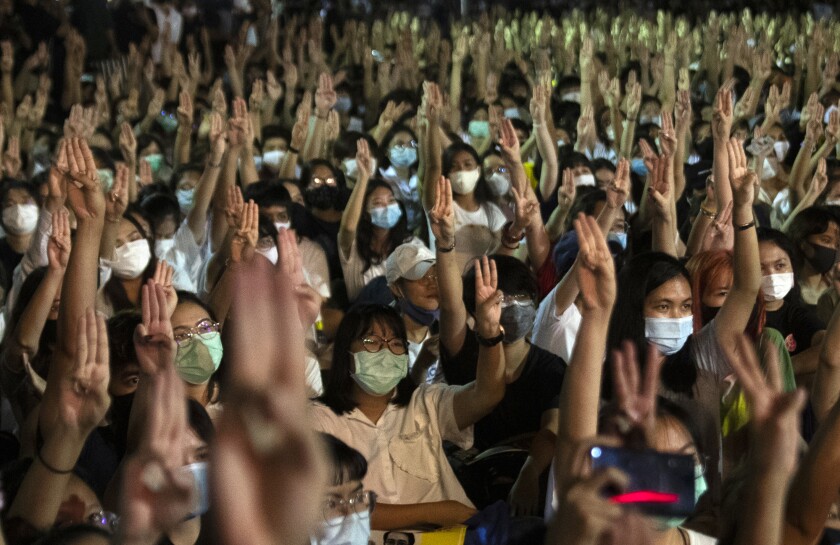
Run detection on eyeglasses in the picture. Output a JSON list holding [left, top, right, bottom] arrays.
[[323, 490, 377, 523], [392, 141, 417, 150], [173, 319, 221, 347], [360, 335, 408, 355], [486, 166, 509, 176], [310, 177, 337, 188], [87, 511, 119, 534]]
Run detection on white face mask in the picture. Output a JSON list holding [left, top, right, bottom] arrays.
[[761, 272, 794, 302], [111, 239, 151, 279], [774, 141, 790, 163], [450, 168, 481, 195], [342, 158, 358, 180], [503, 107, 521, 120], [574, 173, 596, 187], [561, 91, 581, 103], [487, 172, 511, 196], [262, 149, 286, 169], [274, 221, 291, 232], [2, 203, 39, 235], [256, 245, 278, 264], [606, 126, 616, 141], [825, 198, 840, 206], [154, 238, 176, 258], [645, 316, 693, 355], [311, 511, 371, 545]]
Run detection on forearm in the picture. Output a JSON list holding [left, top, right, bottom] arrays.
[[57, 218, 103, 359], [731, 202, 760, 293], [302, 117, 326, 162], [174, 128, 192, 168], [278, 149, 299, 179], [436, 247, 467, 352], [535, 124, 558, 200], [14, 268, 63, 352], [736, 463, 792, 545], [449, 64, 463, 131], [659, 61, 676, 111], [187, 164, 221, 245], [713, 142, 732, 211], [545, 205, 570, 242], [238, 147, 260, 188], [789, 139, 815, 202], [652, 214, 677, 256], [685, 212, 714, 257], [619, 117, 636, 160], [525, 220, 550, 271], [2, 73, 13, 112], [338, 175, 370, 256], [421, 121, 442, 210], [815, 309, 840, 423], [99, 219, 120, 260], [781, 191, 819, 232]]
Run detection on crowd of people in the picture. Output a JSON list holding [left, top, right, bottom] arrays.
[[0, 0, 839, 544]]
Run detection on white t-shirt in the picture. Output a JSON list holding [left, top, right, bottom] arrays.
[[156, 220, 205, 293], [311, 384, 474, 507], [453, 201, 507, 233], [531, 284, 582, 363]]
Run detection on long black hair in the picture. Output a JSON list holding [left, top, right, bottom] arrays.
[[356, 179, 411, 273], [442, 142, 492, 205], [606, 252, 697, 397], [785, 206, 839, 274], [320, 304, 415, 415], [756, 227, 803, 303]]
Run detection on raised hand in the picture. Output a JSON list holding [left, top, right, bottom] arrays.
[[265, 71, 283, 102], [277, 228, 321, 329], [152, 261, 177, 318], [674, 90, 692, 131], [47, 208, 72, 271], [428, 176, 455, 246], [610, 340, 663, 445], [106, 163, 130, 222], [530, 83, 547, 124], [62, 137, 106, 221], [134, 280, 177, 375], [314, 72, 337, 116], [208, 112, 227, 164], [510, 186, 539, 230], [176, 90, 193, 128], [42, 308, 111, 440], [355, 138, 372, 181], [227, 98, 249, 149], [225, 185, 245, 229], [3, 135, 21, 178], [809, 158, 829, 199], [606, 158, 630, 210], [558, 168, 577, 209], [215, 229, 327, 545], [574, 213, 616, 313], [657, 110, 677, 157], [647, 155, 671, 219], [712, 80, 734, 142], [702, 200, 734, 252], [290, 96, 311, 151], [139, 158, 153, 187], [498, 118, 521, 164], [726, 138, 757, 207], [230, 199, 258, 264], [474, 256, 502, 339], [119, 358, 192, 543]]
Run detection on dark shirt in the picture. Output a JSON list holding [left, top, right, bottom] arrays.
[[441, 332, 566, 450], [0, 237, 23, 294], [765, 297, 825, 356], [300, 211, 342, 282]]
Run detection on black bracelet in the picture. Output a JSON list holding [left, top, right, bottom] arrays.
[[37, 451, 74, 474], [437, 239, 455, 253], [736, 221, 756, 231]]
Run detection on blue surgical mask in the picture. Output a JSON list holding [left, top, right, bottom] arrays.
[[369, 203, 402, 229], [631, 158, 649, 177], [144, 153, 164, 174], [334, 96, 353, 113], [503, 107, 520, 120], [389, 146, 417, 168], [351, 350, 408, 396], [608, 232, 627, 250], [468, 120, 490, 138], [397, 297, 439, 327], [176, 188, 194, 212], [645, 316, 693, 355]]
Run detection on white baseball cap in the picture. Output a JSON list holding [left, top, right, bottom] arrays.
[[385, 242, 436, 285]]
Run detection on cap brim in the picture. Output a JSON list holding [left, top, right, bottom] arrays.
[[402, 259, 435, 281]]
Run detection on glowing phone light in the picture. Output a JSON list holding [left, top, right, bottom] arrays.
[[610, 491, 679, 504]]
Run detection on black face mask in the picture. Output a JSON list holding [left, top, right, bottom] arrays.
[[701, 304, 720, 324], [807, 242, 836, 274], [304, 185, 344, 210]]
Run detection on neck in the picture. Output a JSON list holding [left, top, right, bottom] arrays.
[[502, 339, 530, 381], [372, 225, 389, 242], [313, 208, 343, 222], [403, 313, 429, 343], [5, 232, 31, 253], [799, 263, 825, 286], [352, 384, 391, 425], [185, 381, 210, 406], [120, 276, 145, 305], [454, 192, 479, 211], [653, 527, 685, 545], [765, 298, 784, 312]]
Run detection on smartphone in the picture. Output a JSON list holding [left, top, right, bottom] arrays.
[[589, 445, 695, 518], [178, 462, 210, 520]]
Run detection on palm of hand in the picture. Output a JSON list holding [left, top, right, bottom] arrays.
[[67, 185, 103, 220], [48, 236, 70, 268], [429, 206, 454, 241], [135, 328, 176, 374], [58, 372, 109, 432]]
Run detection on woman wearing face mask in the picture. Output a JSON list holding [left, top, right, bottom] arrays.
[[171, 291, 223, 419], [757, 228, 827, 373], [298, 160, 348, 281], [311, 433, 376, 545], [313, 280, 505, 531], [463, 103, 492, 155], [0, 181, 41, 293], [98, 210, 156, 317], [430, 177, 567, 517], [786, 207, 840, 307], [378, 125, 422, 230], [482, 149, 515, 221], [339, 140, 416, 301], [385, 243, 442, 384], [259, 125, 292, 177], [137, 134, 170, 184]]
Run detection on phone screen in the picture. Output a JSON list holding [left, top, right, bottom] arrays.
[[590, 445, 695, 517]]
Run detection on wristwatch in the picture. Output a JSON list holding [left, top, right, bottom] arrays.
[[475, 326, 505, 347]]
